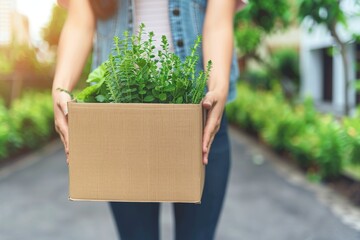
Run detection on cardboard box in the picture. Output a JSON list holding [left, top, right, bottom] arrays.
[[67, 102, 205, 203]]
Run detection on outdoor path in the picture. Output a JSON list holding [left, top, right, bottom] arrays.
[[1, 127, 360, 240]]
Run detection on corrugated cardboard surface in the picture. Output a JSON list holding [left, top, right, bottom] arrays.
[[68, 102, 205, 203]]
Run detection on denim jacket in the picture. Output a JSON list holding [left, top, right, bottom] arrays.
[[92, 0, 239, 103]]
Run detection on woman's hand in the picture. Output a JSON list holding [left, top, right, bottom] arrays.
[[202, 90, 227, 165], [52, 90, 71, 164], [201, 0, 236, 164], [51, 0, 95, 164]]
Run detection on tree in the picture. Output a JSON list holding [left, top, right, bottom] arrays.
[[41, 4, 67, 47], [234, 0, 296, 95], [234, 0, 292, 59], [298, 0, 360, 115]]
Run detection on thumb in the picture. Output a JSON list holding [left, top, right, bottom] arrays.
[[57, 90, 72, 116], [202, 92, 215, 110], [60, 101, 69, 116]]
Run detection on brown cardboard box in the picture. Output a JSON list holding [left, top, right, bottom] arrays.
[[67, 102, 205, 203]]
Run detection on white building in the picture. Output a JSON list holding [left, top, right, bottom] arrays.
[[300, 0, 360, 115], [0, 0, 16, 45], [0, 0, 31, 46]]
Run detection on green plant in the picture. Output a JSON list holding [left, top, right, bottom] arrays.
[[262, 107, 303, 152], [226, 82, 350, 179], [0, 91, 55, 161], [10, 91, 54, 150], [234, 0, 292, 66], [235, 0, 291, 33], [342, 117, 360, 165], [289, 125, 320, 170], [234, 23, 262, 56], [0, 99, 14, 158], [242, 69, 273, 90], [272, 49, 300, 82], [0, 51, 13, 75], [287, 99, 321, 169], [61, 24, 211, 104], [226, 83, 257, 132], [271, 48, 300, 97], [314, 116, 345, 178]]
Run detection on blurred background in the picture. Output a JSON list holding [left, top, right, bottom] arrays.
[[1, 0, 360, 239], [0, 0, 90, 160]]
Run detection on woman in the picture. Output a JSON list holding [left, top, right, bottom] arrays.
[[52, 0, 246, 239]]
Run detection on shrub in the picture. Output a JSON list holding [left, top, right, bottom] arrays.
[[342, 117, 360, 165], [234, 23, 262, 56], [226, 83, 353, 179], [313, 116, 345, 178], [242, 69, 274, 90], [262, 107, 304, 152], [289, 124, 319, 170], [271, 48, 300, 97], [0, 100, 13, 157], [10, 91, 54, 150], [0, 91, 55, 161], [272, 48, 300, 83]]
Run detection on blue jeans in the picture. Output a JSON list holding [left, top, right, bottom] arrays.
[[109, 112, 231, 240]]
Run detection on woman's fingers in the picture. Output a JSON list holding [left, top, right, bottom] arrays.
[[55, 113, 70, 163], [55, 115, 69, 153], [202, 107, 222, 164], [53, 91, 71, 163], [56, 92, 69, 116], [204, 132, 217, 164], [57, 126, 67, 153], [59, 120, 69, 154], [202, 91, 216, 110], [59, 100, 69, 116], [201, 91, 226, 164], [202, 115, 221, 164]]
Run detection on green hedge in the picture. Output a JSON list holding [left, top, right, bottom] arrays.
[[0, 91, 55, 160], [0, 99, 15, 158], [226, 83, 359, 179]]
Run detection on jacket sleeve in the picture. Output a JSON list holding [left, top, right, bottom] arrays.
[[235, 0, 248, 12]]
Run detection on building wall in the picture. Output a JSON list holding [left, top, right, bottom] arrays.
[[0, 0, 30, 46], [0, 0, 16, 45], [300, 47, 323, 102], [300, 6, 360, 114], [11, 12, 31, 46]]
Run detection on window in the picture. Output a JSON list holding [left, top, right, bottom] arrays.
[[355, 44, 360, 105], [322, 47, 333, 102]]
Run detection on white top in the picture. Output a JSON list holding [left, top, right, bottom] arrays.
[[133, 0, 248, 53], [134, 0, 175, 53]]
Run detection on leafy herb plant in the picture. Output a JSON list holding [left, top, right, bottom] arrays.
[[58, 23, 211, 104]]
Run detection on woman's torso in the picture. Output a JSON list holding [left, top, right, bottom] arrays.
[[92, 0, 239, 103], [133, 0, 174, 52]]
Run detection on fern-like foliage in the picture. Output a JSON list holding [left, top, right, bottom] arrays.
[[75, 23, 211, 104]]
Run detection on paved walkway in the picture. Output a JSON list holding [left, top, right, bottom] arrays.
[[1, 127, 360, 240]]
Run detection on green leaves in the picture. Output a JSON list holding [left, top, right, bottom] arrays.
[[144, 95, 155, 102], [74, 24, 210, 104], [234, 23, 262, 56], [0, 92, 55, 160], [234, 0, 291, 59], [234, 0, 291, 33], [298, 0, 347, 28], [9, 92, 54, 151], [95, 95, 106, 103], [86, 63, 106, 84], [226, 82, 355, 179]]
